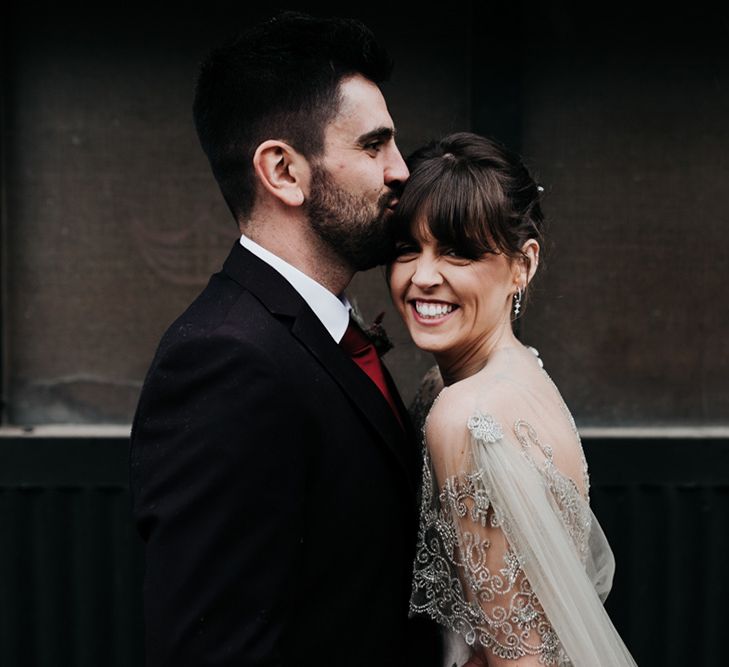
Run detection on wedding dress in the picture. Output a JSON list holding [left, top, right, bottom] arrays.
[[409, 346, 637, 666]]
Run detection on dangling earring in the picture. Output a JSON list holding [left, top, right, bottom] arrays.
[[513, 287, 523, 317]]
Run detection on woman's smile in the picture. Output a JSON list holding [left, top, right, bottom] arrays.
[[389, 222, 520, 372], [410, 298, 459, 324]]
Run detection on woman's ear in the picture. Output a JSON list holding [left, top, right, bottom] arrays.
[[252, 140, 308, 207], [514, 239, 540, 288], [522, 239, 540, 285]]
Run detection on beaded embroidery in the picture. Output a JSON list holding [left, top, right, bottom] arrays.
[[409, 353, 591, 666]]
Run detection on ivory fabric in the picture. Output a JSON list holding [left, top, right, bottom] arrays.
[[409, 346, 638, 666]]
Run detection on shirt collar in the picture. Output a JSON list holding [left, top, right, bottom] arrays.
[[239, 234, 350, 343]]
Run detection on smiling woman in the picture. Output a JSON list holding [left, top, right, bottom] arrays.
[[388, 132, 637, 666], [389, 132, 541, 385], [389, 225, 538, 382]]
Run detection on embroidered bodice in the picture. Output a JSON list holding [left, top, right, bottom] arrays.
[[408, 347, 636, 667]]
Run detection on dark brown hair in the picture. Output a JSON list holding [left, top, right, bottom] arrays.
[[193, 11, 392, 222], [391, 132, 544, 273]]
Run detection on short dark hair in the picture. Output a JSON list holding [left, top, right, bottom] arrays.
[[193, 11, 393, 221], [391, 132, 544, 276]]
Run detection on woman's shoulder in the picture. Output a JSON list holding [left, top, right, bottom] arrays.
[[428, 363, 522, 419], [425, 349, 553, 450], [424, 374, 513, 447]]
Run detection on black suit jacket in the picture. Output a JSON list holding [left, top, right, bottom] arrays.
[[131, 242, 440, 666]]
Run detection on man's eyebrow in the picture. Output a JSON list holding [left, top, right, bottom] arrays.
[[356, 126, 395, 145]]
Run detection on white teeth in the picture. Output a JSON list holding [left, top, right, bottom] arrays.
[[414, 301, 455, 318]]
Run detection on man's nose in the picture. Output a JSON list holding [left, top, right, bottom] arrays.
[[384, 144, 409, 187]]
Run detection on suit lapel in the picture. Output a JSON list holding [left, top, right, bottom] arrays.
[[291, 308, 415, 493], [222, 242, 417, 494]]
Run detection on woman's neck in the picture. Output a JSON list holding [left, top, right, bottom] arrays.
[[436, 326, 522, 386]]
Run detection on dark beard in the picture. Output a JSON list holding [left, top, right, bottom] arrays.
[[305, 163, 395, 271]]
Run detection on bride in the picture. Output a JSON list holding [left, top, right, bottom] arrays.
[[388, 132, 637, 666]]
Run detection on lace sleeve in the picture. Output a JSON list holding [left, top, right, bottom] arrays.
[[410, 399, 637, 666], [411, 414, 563, 665]]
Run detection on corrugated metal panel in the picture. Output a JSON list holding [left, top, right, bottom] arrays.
[[587, 438, 729, 667], [0, 438, 144, 667], [1, 435, 727, 666]]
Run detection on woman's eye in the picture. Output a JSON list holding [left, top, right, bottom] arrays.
[[394, 243, 419, 259], [441, 247, 473, 264]]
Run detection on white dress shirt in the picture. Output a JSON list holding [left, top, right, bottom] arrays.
[[239, 234, 350, 343]]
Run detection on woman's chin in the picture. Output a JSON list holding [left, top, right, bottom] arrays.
[[408, 328, 452, 356]]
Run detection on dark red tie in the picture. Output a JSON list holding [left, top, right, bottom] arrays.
[[340, 320, 404, 429]]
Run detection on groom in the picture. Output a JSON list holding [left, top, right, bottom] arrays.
[[130, 11, 438, 666]]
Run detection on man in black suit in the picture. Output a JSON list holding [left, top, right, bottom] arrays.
[[130, 12, 438, 666]]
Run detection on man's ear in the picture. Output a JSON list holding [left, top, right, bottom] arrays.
[[252, 140, 308, 207]]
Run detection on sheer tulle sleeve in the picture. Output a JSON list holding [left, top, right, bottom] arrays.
[[410, 392, 637, 666]]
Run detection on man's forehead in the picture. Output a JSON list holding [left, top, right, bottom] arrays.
[[331, 74, 394, 135]]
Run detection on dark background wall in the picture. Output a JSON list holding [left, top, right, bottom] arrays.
[[4, 2, 726, 427], [2, 0, 474, 425], [1, 2, 728, 666], [507, 7, 729, 427]]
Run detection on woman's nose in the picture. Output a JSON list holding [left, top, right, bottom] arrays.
[[411, 256, 443, 289]]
